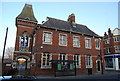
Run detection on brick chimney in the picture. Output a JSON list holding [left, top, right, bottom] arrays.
[[104, 32, 107, 36], [108, 28, 111, 35], [68, 13, 75, 23]]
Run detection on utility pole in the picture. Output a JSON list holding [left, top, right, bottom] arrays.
[[2, 27, 8, 76]]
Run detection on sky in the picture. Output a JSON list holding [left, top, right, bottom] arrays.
[[0, 1, 118, 57]]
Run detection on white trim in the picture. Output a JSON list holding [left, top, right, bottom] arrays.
[[113, 36, 120, 42], [114, 45, 120, 53], [17, 25, 35, 29], [59, 33, 67, 46], [42, 31, 53, 45], [73, 54, 81, 68], [85, 55, 92, 68], [85, 37, 92, 49], [41, 53, 52, 69], [73, 36, 80, 48], [95, 39, 100, 50], [14, 51, 31, 54], [19, 36, 30, 47], [58, 54, 67, 65], [105, 47, 110, 54], [105, 39, 110, 44], [33, 34, 36, 47]]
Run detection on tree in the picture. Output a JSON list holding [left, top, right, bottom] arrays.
[[5, 47, 14, 59]]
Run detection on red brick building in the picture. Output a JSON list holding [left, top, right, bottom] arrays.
[[13, 4, 104, 75], [103, 28, 120, 71]]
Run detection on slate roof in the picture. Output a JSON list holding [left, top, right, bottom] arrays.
[[41, 17, 100, 37], [17, 4, 37, 22]]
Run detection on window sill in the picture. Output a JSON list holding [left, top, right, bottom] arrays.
[[43, 42, 52, 45], [96, 48, 100, 50], [73, 46, 80, 48], [41, 66, 52, 69], [59, 44, 67, 47]]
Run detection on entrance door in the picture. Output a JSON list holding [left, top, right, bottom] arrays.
[[17, 58, 27, 71], [97, 61, 101, 71]]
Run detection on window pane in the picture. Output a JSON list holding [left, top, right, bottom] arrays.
[[59, 34, 67, 46], [43, 32, 52, 44], [105, 58, 113, 68]]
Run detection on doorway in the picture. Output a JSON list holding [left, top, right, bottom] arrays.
[[97, 60, 101, 71], [17, 58, 27, 71]]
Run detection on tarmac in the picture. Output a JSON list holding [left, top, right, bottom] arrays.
[[34, 71, 120, 79]]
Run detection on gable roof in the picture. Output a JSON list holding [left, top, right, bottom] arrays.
[[40, 17, 100, 37]]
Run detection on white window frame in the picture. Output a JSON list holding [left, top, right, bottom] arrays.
[[85, 37, 91, 49], [41, 53, 52, 69], [42, 31, 52, 45], [95, 39, 100, 50], [73, 36, 80, 48], [105, 47, 110, 54], [58, 54, 67, 65], [19, 36, 30, 47], [115, 45, 120, 53], [105, 39, 110, 44], [33, 34, 36, 47], [86, 55, 92, 68], [114, 36, 120, 42], [73, 55, 81, 68], [59, 33, 67, 46]]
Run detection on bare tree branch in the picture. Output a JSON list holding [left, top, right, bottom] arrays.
[[5, 47, 14, 59]]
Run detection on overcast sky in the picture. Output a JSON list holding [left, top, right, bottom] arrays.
[[0, 1, 118, 57]]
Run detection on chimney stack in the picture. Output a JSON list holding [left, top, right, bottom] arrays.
[[68, 13, 75, 23], [108, 28, 111, 35], [104, 32, 107, 36]]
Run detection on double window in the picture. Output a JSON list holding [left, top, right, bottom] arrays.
[[20, 36, 29, 47], [58, 54, 67, 65], [73, 36, 80, 48], [114, 36, 120, 42], [41, 53, 52, 68], [43, 31, 52, 44], [85, 37, 91, 49], [115, 45, 120, 53], [73, 55, 81, 68], [86, 55, 92, 68], [105, 47, 110, 54], [59, 34, 67, 46], [105, 39, 110, 44]]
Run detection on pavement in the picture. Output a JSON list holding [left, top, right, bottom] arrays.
[[34, 71, 120, 80]]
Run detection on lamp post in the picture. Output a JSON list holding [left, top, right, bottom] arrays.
[[99, 38, 104, 75]]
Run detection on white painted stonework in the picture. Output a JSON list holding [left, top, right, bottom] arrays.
[[112, 28, 120, 35]]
